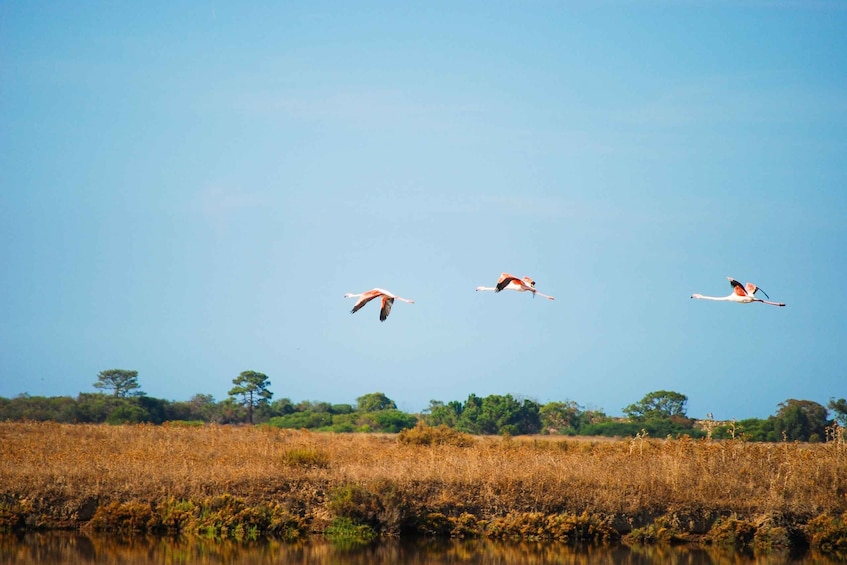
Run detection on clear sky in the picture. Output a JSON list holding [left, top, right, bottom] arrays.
[[2, 2, 845, 420]]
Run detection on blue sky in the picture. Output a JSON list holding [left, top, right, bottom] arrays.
[[2, 2, 845, 420]]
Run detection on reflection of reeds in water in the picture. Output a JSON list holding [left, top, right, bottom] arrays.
[[0, 422, 846, 550], [0, 532, 838, 565]]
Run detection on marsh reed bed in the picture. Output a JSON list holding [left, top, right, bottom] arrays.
[[1, 422, 845, 552]]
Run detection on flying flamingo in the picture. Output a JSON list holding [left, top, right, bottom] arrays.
[[475, 273, 555, 300], [691, 277, 785, 307], [344, 288, 415, 321]]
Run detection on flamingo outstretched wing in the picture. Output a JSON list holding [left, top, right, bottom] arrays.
[[495, 273, 520, 292], [379, 296, 394, 321], [728, 277, 748, 297], [349, 290, 381, 314]]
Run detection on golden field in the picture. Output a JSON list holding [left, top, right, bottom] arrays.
[[1, 422, 845, 551]]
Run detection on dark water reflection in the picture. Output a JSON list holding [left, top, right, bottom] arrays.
[[0, 533, 840, 565]]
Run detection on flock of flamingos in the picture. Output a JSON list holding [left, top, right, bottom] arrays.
[[344, 273, 786, 322]]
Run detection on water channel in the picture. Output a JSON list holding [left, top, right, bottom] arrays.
[[1, 533, 842, 565]]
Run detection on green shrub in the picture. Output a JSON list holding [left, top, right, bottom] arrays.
[[282, 447, 330, 468], [328, 485, 381, 527], [325, 516, 378, 548]]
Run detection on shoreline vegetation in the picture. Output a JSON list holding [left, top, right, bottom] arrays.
[[2, 389, 844, 442], [5, 373, 844, 443], [2, 422, 846, 555]]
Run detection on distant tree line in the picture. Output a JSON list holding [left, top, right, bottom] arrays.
[[0, 369, 844, 442]]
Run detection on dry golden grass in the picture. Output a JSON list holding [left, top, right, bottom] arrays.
[[1, 422, 846, 547]]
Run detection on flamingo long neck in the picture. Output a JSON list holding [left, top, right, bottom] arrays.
[[691, 294, 732, 302], [475, 286, 497, 292]]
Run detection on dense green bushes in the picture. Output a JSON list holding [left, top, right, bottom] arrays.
[[0, 390, 840, 442]]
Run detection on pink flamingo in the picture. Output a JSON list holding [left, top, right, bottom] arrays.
[[344, 288, 415, 321], [691, 277, 785, 307], [475, 273, 555, 300]]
